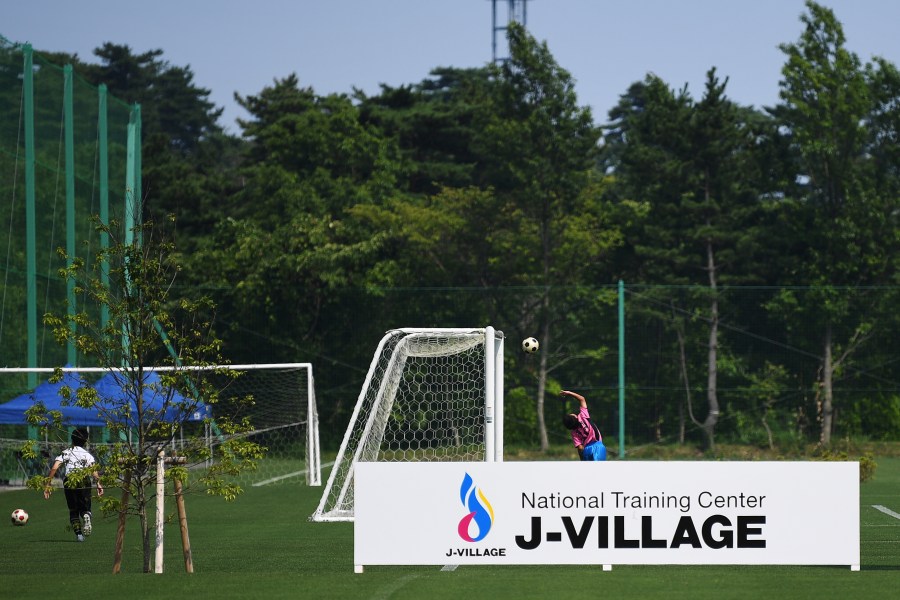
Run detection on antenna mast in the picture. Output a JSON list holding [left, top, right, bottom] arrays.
[[492, 0, 529, 63]]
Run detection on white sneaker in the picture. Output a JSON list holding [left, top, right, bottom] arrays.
[[83, 513, 92, 536], [76, 534, 85, 542]]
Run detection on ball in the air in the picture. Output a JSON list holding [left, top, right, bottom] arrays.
[[10, 508, 28, 526], [522, 337, 539, 353]]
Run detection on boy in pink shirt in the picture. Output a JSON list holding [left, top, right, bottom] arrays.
[[560, 390, 607, 461]]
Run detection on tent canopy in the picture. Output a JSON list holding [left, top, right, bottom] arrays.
[[94, 371, 210, 424], [0, 370, 105, 426], [0, 370, 210, 426]]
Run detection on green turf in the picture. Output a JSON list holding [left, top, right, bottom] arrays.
[[2, 458, 898, 599]]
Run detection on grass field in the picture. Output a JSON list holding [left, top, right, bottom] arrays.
[[2, 455, 898, 599]]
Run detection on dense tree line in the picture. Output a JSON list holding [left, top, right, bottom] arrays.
[[5, 1, 900, 451]]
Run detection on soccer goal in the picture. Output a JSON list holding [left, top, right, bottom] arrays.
[[311, 327, 504, 522], [0, 363, 321, 487]]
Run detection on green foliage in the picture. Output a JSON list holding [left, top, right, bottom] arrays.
[[181, 75, 407, 372], [774, 2, 900, 445], [812, 446, 877, 483], [843, 394, 900, 440], [503, 386, 540, 446], [357, 67, 492, 195], [859, 454, 878, 482]]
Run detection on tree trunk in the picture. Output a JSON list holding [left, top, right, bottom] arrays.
[[537, 186, 552, 452], [821, 323, 834, 445], [673, 306, 696, 442], [138, 484, 151, 572], [761, 403, 775, 450], [536, 303, 551, 452], [703, 237, 720, 451], [112, 470, 132, 574]]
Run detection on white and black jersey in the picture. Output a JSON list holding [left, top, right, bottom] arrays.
[[54, 445, 96, 482]]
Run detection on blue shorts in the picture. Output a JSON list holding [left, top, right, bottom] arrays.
[[582, 440, 607, 461]]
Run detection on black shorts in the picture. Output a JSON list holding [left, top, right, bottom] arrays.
[[62, 477, 92, 515]]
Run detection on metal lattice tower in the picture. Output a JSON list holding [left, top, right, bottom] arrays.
[[492, 0, 529, 63]]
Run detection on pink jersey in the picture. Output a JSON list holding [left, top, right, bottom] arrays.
[[570, 406, 601, 448]]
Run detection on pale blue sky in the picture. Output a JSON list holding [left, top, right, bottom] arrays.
[[4, 1, 900, 133]]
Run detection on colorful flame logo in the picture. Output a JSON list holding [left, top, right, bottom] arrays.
[[458, 472, 494, 542]]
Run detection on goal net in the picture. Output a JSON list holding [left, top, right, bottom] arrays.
[[0, 363, 320, 487], [311, 327, 503, 522]]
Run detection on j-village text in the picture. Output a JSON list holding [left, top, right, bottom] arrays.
[[515, 514, 766, 550], [445, 547, 507, 557]]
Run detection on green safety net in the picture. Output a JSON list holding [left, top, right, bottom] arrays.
[[0, 35, 138, 388]]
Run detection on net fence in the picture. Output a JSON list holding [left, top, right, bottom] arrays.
[[0, 35, 137, 372]]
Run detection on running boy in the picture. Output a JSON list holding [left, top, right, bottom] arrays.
[[560, 389, 607, 461], [44, 428, 103, 541]]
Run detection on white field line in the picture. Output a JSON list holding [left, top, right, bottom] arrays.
[[369, 574, 421, 599], [872, 504, 900, 520], [252, 460, 335, 487]]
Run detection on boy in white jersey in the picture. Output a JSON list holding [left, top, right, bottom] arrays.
[[44, 428, 104, 541]]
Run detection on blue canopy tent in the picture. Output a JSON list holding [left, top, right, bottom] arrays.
[[93, 370, 210, 425], [0, 370, 105, 426], [0, 370, 105, 484], [0, 370, 210, 426]]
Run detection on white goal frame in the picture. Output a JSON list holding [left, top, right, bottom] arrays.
[[0, 363, 321, 487], [312, 327, 503, 522]]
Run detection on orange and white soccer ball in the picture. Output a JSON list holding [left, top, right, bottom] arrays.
[[10, 508, 28, 526]]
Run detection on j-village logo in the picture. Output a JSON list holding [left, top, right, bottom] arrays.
[[447, 472, 507, 558], [457, 472, 494, 541]]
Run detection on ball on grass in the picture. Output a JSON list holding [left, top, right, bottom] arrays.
[[10, 508, 28, 526]]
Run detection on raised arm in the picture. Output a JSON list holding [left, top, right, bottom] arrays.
[[560, 390, 587, 409]]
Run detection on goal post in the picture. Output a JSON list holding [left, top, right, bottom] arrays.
[[0, 363, 321, 487], [312, 327, 504, 522]]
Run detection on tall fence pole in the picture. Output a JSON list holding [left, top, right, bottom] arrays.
[[64, 64, 76, 366], [98, 84, 110, 331], [23, 44, 36, 387], [618, 280, 625, 458]]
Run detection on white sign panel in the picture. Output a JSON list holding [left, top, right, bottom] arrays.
[[355, 461, 859, 568]]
